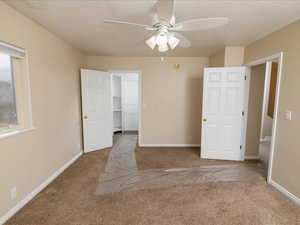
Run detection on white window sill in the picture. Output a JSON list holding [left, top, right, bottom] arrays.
[[0, 127, 36, 140]]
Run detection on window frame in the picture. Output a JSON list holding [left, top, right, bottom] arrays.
[[0, 41, 34, 138], [0, 55, 19, 132]]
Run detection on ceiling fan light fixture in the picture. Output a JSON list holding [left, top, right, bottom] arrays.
[[146, 36, 157, 50], [104, 0, 230, 54], [156, 33, 168, 46], [158, 43, 169, 52], [168, 35, 180, 49]]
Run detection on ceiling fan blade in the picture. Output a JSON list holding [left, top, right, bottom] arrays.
[[104, 19, 152, 29], [170, 15, 176, 26], [171, 17, 229, 31], [172, 32, 191, 48], [155, 0, 174, 21], [151, 12, 160, 25]]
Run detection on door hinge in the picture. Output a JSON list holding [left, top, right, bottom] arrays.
[[240, 145, 242, 150], [242, 111, 245, 116], [244, 76, 247, 80]]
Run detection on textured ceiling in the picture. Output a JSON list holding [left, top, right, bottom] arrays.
[[5, 0, 300, 56]]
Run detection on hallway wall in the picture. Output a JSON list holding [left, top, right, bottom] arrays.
[[246, 64, 266, 157]]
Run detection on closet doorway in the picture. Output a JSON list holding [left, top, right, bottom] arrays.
[[111, 71, 141, 142]]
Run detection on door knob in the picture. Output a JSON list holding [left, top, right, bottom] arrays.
[[203, 118, 207, 122], [83, 115, 88, 119]]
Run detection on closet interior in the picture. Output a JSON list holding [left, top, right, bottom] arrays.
[[111, 72, 139, 134]]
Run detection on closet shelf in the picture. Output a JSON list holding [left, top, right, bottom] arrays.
[[113, 109, 121, 112]]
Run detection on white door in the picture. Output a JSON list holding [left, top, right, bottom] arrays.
[[81, 69, 112, 153], [122, 74, 139, 131], [201, 67, 246, 161]]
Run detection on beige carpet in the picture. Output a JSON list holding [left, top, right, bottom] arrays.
[[136, 147, 258, 170], [96, 135, 265, 195], [5, 148, 300, 225]]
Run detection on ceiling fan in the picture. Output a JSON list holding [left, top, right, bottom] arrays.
[[104, 0, 229, 52]]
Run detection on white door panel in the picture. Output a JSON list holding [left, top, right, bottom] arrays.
[[122, 74, 139, 131], [81, 69, 112, 153], [201, 67, 246, 161]]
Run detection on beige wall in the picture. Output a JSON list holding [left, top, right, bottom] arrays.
[[209, 49, 225, 67], [224, 46, 244, 66], [86, 56, 209, 145], [246, 64, 266, 157], [244, 19, 300, 198], [0, 2, 83, 218], [209, 46, 244, 67]]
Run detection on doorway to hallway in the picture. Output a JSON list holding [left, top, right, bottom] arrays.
[[245, 53, 283, 182]]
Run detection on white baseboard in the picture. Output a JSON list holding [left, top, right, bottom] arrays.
[[139, 144, 200, 147], [244, 155, 259, 160], [269, 178, 300, 206], [0, 151, 83, 225]]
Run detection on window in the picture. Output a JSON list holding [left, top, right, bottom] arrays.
[[0, 41, 32, 136], [0, 53, 18, 129]]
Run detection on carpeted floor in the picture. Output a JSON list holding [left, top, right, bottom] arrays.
[[96, 134, 265, 195], [5, 143, 300, 225], [136, 146, 258, 170]]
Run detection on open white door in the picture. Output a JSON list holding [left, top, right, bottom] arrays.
[[201, 67, 247, 161], [81, 69, 112, 153]]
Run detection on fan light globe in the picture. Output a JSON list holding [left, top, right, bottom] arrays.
[[146, 36, 156, 50], [146, 33, 181, 52], [168, 35, 180, 49], [156, 33, 168, 46], [158, 44, 169, 52]]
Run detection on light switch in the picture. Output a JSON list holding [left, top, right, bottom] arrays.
[[285, 110, 292, 120]]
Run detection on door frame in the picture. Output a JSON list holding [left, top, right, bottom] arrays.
[[109, 70, 142, 146], [241, 66, 251, 161], [244, 52, 284, 183]]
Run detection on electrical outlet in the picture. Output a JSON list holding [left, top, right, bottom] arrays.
[[10, 187, 17, 200]]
